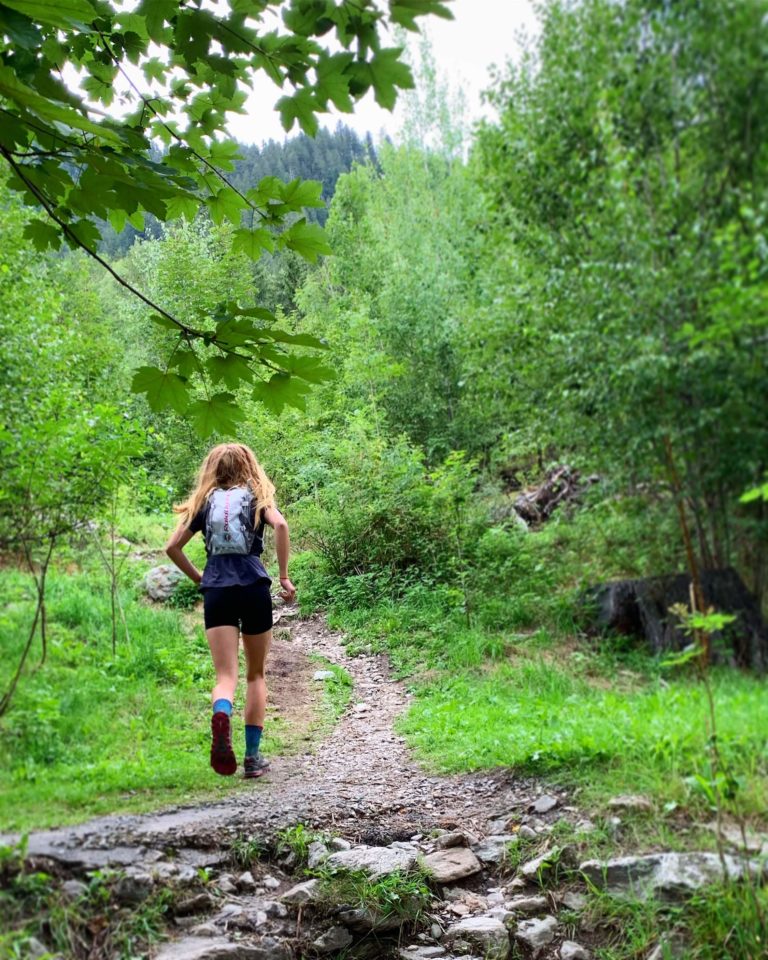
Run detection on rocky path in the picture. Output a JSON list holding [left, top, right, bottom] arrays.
[[8, 608, 537, 865], [5, 609, 753, 960]]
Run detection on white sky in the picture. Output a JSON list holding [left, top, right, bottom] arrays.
[[227, 0, 539, 145]]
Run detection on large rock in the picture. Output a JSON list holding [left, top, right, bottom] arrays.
[[145, 565, 184, 601], [326, 844, 418, 879], [154, 938, 289, 960], [444, 916, 510, 959], [579, 852, 759, 900], [421, 847, 483, 883], [584, 568, 768, 671], [514, 916, 558, 958]]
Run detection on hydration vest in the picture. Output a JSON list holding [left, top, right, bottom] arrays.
[[205, 487, 256, 556]]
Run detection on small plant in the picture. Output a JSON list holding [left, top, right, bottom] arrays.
[[316, 868, 433, 929], [166, 578, 202, 610], [277, 823, 327, 866], [230, 834, 266, 870]]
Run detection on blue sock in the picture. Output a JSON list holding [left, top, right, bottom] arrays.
[[213, 698, 232, 716], [245, 724, 263, 758]]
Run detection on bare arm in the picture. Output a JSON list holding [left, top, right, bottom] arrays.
[[263, 506, 295, 602], [165, 524, 202, 585]]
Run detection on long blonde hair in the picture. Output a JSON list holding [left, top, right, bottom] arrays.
[[175, 443, 276, 526]]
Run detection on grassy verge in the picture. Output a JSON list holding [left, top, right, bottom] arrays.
[[294, 498, 768, 825], [0, 512, 313, 832]]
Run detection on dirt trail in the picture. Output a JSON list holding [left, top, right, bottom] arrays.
[[7, 609, 538, 866]]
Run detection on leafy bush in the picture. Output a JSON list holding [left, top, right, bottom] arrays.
[[293, 422, 482, 585]]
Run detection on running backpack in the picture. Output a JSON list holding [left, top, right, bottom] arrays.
[[205, 487, 256, 556]]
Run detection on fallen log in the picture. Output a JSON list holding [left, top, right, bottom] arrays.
[[584, 568, 768, 672], [513, 465, 599, 525]]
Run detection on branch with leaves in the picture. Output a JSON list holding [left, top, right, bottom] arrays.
[[0, 0, 453, 434]]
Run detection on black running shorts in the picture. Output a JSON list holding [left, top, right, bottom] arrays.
[[202, 580, 273, 634]]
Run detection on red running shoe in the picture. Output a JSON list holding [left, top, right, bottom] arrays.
[[210, 711, 237, 776]]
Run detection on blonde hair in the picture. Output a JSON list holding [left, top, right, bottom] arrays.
[[174, 443, 276, 527]]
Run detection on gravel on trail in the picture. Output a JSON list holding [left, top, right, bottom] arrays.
[[3, 611, 538, 863]]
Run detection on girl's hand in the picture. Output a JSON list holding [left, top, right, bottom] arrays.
[[279, 576, 296, 603]]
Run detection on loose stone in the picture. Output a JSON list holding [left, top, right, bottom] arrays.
[[312, 925, 354, 954], [506, 894, 549, 914], [473, 835, 517, 864], [531, 795, 559, 814], [444, 916, 510, 960], [281, 878, 321, 905], [607, 795, 654, 813], [326, 844, 418, 879], [560, 941, 592, 960], [514, 915, 559, 958], [421, 847, 483, 883]]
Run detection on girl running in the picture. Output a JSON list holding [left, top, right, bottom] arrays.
[[165, 443, 296, 779]]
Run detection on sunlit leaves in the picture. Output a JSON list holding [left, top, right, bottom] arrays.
[[277, 88, 320, 136], [23, 219, 61, 251], [205, 186, 247, 225], [1, 0, 96, 29], [208, 353, 254, 389], [232, 227, 275, 259]]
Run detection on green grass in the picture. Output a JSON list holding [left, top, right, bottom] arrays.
[[398, 662, 768, 815], [0, 562, 293, 832], [582, 882, 768, 960], [297, 499, 768, 825]]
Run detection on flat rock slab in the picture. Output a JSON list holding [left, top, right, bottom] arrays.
[[154, 938, 290, 960], [280, 879, 321, 905], [506, 895, 549, 915], [422, 847, 483, 883], [444, 916, 510, 960], [580, 852, 758, 900], [326, 844, 418, 879]]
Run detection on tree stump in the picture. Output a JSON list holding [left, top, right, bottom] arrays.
[[584, 568, 768, 672]]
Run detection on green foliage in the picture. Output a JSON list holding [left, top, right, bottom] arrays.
[[0, 860, 174, 960], [292, 419, 480, 581], [476, 0, 768, 586], [229, 834, 267, 871], [309, 656, 353, 725], [582, 883, 768, 960], [0, 1, 452, 431], [165, 578, 202, 611], [276, 823, 326, 866]]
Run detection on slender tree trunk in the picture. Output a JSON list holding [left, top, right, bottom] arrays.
[[0, 586, 43, 717], [663, 436, 709, 663]]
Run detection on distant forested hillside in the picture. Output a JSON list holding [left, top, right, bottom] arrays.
[[99, 124, 375, 257]]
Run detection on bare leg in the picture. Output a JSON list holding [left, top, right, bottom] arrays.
[[206, 625, 240, 706], [242, 629, 272, 727]]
